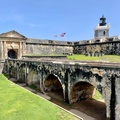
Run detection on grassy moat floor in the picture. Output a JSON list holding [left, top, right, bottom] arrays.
[[0, 74, 80, 120], [23, 54, 120, 62], [67, 55, 120, 63]]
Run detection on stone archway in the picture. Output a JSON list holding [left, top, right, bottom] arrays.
[[44, 74, 64, 101], [70, 81, 95, 103], [8, 49, 17, 59], [70, 81, 106, 120]]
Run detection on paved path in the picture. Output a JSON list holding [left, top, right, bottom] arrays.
[[69, 109, 96, 120]]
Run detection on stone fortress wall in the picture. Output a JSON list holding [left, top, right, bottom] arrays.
[[24, 36, 120, 56], [24, 15, 120, 56], [25, 38, 74, 55], [74, 38, 120, 56], [0, 30, 120, 60], [0, 16, 120, 60]]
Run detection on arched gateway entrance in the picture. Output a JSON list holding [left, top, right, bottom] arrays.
[[8, 49, 17, 59]]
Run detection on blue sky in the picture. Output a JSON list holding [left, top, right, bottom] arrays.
[[0, 0, 120, 41]]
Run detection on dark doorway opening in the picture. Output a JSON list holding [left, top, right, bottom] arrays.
[[8, 49, 17, 59]]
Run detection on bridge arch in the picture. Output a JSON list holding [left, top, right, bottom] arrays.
[[70, 81, 96, 103], [43, 74, 64, 101]]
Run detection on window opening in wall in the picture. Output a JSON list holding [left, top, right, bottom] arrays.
[[103, 31, 106, 35]]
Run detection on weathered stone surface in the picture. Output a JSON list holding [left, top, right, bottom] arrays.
[[116, 105, 120, 120], [0, 60, 4, 73], [3, 59, 120, 120], [25, 44, 73, 55], [0, 30, 120, 60], [74, 41, 120, 55]]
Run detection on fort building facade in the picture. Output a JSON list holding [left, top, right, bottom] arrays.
[[0, 30, 73, 59], [0, 16, 120, 120], [0, 16, 119, 60], [0, 30, 26, 59], [0, 16, 120, 59]]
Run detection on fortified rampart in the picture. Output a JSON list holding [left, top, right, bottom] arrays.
[[25, 38, 120, 56], [74, 40, 120, 56], [25, 38, 73, 55], [21, 37, 120, 56], [0, 30, 120, 60], [0, 16, 120, 59]]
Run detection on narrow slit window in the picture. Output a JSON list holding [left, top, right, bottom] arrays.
[[103, 31, 106, 35]]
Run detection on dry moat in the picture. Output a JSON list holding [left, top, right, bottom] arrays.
[[17, 81, 106, 120], [47, 90, 106, 120]]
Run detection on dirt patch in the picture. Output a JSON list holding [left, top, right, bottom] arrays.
[[73, 99, 106, 120], [48, 91, 106, 120]]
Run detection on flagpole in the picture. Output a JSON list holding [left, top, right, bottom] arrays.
[[54, 34, 58, 40]]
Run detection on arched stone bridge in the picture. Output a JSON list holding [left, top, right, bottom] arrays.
[[3, 59, 120, 120]]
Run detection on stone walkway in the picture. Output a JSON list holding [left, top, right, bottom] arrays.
[[70, 109, 96, 120]]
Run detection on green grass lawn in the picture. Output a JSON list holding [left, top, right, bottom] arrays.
[[23, 54, 120, 63], [0, 74, 80, 120], [93, 90, 103, 100], [68, 54, 120, 63]]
